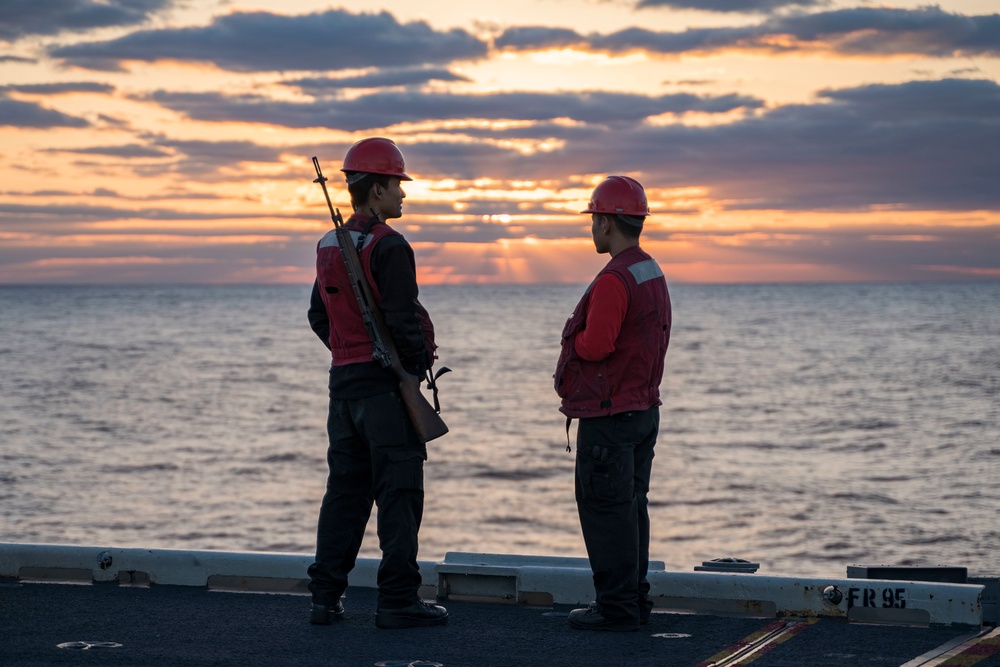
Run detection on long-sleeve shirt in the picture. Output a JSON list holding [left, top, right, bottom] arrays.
[[573, 273, 628, 362]]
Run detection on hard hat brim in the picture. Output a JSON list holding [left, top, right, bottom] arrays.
[[340, 169, 412, 181], [581, 207, 649, 215]]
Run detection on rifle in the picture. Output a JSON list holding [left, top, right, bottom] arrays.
[[312, 157, 449, 443]]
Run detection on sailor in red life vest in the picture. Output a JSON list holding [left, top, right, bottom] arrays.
[[554, 175, 672, 632], [306, 137, 448, 629]]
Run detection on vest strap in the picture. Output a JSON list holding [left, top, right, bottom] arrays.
[[356, 210, 380, 253]]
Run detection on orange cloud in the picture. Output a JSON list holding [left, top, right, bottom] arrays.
[[414, 238, 605, 284]]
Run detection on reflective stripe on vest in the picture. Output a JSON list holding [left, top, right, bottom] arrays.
[[628, 258, 663, 285]]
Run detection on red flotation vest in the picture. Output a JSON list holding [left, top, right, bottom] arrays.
[[555, 246, 671, 418]]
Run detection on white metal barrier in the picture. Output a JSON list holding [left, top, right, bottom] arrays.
[[0, 543, 983, 628], [0, 542, 437, 591]]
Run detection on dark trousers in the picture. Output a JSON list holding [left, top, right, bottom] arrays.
[[307, 390, 427, 609], [575, 406, 659, 624]]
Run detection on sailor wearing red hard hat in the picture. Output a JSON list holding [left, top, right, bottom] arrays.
[[555, 175, 672, 632], [306, 138, 447, 630]]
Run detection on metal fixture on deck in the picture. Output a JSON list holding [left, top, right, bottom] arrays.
[[694, 557, 760, 574], [822, 586, 843, 604]]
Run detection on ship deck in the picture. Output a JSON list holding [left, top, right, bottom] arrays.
[[3, 581, 1000, 666], [2, 543, 998, 666]]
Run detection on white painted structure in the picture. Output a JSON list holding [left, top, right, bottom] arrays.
[[0, 543, 984, 628]]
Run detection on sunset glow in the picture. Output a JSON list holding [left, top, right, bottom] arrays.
[[1, 0, 998, 284]]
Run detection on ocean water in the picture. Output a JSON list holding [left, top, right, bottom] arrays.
[[0, 282, 997, 578]]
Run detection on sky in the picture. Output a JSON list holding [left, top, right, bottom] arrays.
[[1, 0, 998, 284]]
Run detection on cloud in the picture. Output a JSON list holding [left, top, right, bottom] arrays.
[[636, 0, 826, 12], [771, 7, 1000, 57], [16, 74, 994, 214], [85, 76, 1000, 212], [494, 27, 584, 51], [679, 78, 1000, 211], [0, 96, 90, 128], [37, 136, 293, 178], [430, 120, 605, 142], [149, 138, 288, 177], [285, 69, 472, 93], [0, 202, 279, 224], [1, 82, 115, 95], [0, 0, 171, 40], [593, 78, 1000, 211], [688, 225, 1000, 279], [397, 78, 1000, 211], [818, 77, 1000, 121], [46, 144, 171, 158], [49, 9, 488, 72], [146, 89, 762, 131], [1, 187, 224, 201], [496, 7, 1000, 58]]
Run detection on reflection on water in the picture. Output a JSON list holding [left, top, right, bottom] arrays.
[[0, 283, 997, 576]]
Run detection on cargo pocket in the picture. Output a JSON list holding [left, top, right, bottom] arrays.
[[362, 391, 427, 493], [579, 445, 633, 505], [384, 450, 425, 492]]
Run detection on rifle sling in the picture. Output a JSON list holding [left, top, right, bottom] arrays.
[[356, 210, 381, 253]]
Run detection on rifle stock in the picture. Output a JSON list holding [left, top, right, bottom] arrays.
[[371, 307, 449, 444], [313, 157, 448, 444]]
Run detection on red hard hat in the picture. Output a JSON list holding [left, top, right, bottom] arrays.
[[581, 176, 649, 216], [341, 137, 412, 181]]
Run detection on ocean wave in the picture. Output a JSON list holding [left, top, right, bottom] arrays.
[[828, 441, 887, 453], [260, 453, 302, 463], [901, 534, 969, 546], [230, 467, 265, 476], [471, 467, 561, 481], [99, 463, 180, 474], [649, 496, 742, 507], [483, 515, 534, 525], [810, 419, 899, 434], [830, 491, 899, 505]]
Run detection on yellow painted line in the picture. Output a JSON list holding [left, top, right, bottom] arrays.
[[924, 628, 1000, 667], [694, 617, 819, 667], [901, 630, 993, 666]]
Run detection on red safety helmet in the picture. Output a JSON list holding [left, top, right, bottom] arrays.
[[341, 137, 412, 181], [581, 175, 649, 216]]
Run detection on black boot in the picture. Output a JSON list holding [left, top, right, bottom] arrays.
[[375, 600, 449, 629], [309, 600, 345, 625], [568, 603, 639, 632]]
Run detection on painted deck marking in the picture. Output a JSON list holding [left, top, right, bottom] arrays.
[[902, 628, 1000, 667], [694, 617, 818, 667]]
